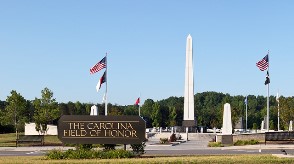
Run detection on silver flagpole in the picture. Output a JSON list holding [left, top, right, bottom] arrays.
[[139, 93, 141, 117], [266, 51, 270, 131], [246, 96, 248, 132], [105, 52, 108, 116], [267, 79, 269, 131], [277, 92, 280, 131]]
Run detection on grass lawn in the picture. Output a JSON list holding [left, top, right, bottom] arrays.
[[43, 135, 62, 146], [0, 133, 18, 147], [1, 133, 294, 163], [0, 155, 294, 163], [0, 133, 62, 147]]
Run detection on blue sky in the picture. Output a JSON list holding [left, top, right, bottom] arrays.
[[1, 1, 293, 105]]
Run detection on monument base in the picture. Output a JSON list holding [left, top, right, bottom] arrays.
[[181, 121, 197, 133], [182, 120, 196, 127], [217, 135, 233, 145]]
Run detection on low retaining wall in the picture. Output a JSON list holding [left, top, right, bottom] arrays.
[[233, 133, 265, 142], [184, 133, 216, 141], [216, 133, 265, 143], [150, 132, 265, 143], [150, 132, 216, 141]]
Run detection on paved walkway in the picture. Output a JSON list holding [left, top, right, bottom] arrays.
[[0, 146, 74, 151], [1, 140, 294, 152]]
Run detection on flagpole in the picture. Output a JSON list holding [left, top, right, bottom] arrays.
[[139, 93, 141, 117], [105, 52, 108, 116], [277, 92, 280, 131], [267, 78, 269, 131], [245, 96, 248, 132], [266, 50, 270, 131]]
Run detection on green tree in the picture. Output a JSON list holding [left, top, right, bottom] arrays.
[[1, 90, 28, 134], [26, 100, 35, 123], [141, 99, 154, 127], [247, 95, 260, 129], [269, 120, 275, 130], [75, 101, 86, 115], [160, 96, 184, 126], [33, 87, 60, 134], [141, 99, 154, 118], [201, 92, 226, 128], [124, 105, 138, 115], [98, 103, 105, 115], [151, 102, 162, 127], [230, 95, 244, 129], [85, 103, 92, 115], [59, 103, 69, 115], [108, 105, 124, 116], [280, 96, 294, 130], [168, 107, 177, 126], [67, 101, 76, 115], [0, 100, 6, 110]]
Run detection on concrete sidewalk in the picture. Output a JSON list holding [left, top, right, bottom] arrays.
[[0, 146, 74, 151], [221, 144, 294, 150], [1, 141, 294, 152]]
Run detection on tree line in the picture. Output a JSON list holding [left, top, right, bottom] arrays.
[[1, 88, 294, 133]]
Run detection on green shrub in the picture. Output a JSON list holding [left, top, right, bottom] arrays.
[[46, 149, 65, 159], [208, 142, 223, 147], [100, 149, 134, 159], [253, 123, 258, 130], [248, 139, 259, 145], [63, 149, 74, 159], [159, 138, 169, 144], [130, 142, 146, 155], [67, 149, 93, 159], [46, 149, 134, 159], [234, 140, 245, 146], [102, 144, 116, 150], [75, 144, 93, 151], [234, 139, 259, 146]]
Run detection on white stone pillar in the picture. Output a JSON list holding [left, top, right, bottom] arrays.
[[184, 34, 195, 122], [222, 103, 232, 135]]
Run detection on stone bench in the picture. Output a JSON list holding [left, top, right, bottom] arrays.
[[265, 132, 294, 145], [16, 135, 44, 147]]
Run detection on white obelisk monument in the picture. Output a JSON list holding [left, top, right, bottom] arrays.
[[222, 103, 232, 135], [182, 34, 195, 127]]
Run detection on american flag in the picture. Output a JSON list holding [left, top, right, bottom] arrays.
[[90, 56, 106, 74], [256, 54, 269, 71]]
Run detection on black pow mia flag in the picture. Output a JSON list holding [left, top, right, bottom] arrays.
[[265, 71, 270, 85]]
